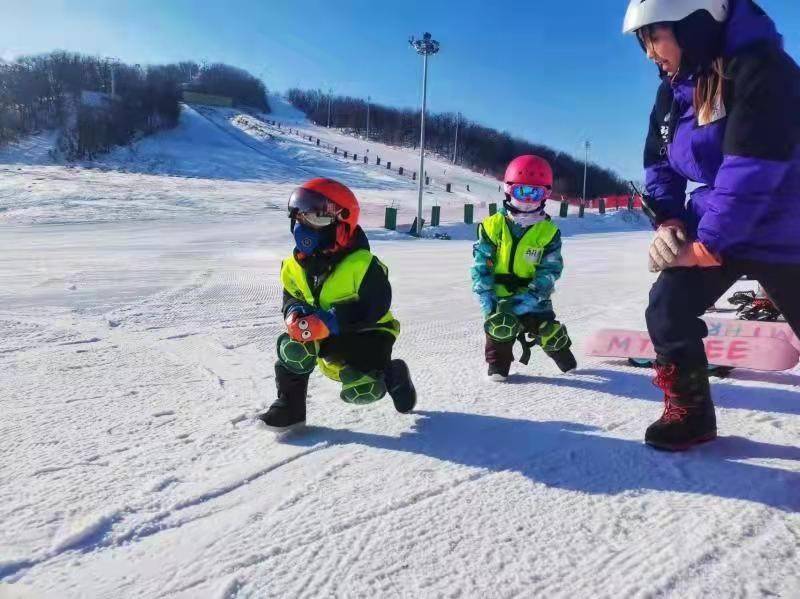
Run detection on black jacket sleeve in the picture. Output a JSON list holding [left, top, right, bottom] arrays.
[[333, 257, 392, 332], [723, 45, 800, 161]]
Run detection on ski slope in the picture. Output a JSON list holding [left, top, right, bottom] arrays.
[[1, 98, 798, 599]]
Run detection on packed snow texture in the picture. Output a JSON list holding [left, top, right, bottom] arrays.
[[0, 97, 797, 598]]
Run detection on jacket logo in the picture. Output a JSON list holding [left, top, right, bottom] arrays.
[[660, 113, 671, 145], [524, 248, 543, 263]]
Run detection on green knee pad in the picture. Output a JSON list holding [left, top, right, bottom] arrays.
[[484, 300, 521, 343], [276, 333, 317, 375], [339, 367, 387, 405], [538, 321, 571, 352]]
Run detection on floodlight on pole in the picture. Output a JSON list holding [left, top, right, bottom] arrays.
[[409, 32, 440, 237]]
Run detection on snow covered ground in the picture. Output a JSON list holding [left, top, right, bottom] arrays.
[[1, 98, 798, 599]]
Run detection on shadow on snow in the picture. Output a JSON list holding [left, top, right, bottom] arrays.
[[285, 408, 800, 512]]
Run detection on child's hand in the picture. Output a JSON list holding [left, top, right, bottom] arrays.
[[313, 308, 340, 335], [285, 303, 313, 318], [509, 291, 543, 316], [286, 312, 334, 342]]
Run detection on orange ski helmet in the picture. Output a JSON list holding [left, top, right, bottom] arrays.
[[288, 178, 360, 250]]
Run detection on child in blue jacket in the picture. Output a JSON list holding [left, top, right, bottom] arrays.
[[471, 155, 577, 381]]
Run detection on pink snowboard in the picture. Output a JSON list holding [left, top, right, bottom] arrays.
[[586, 328, 799, 371], [703, 317, 800, 352]]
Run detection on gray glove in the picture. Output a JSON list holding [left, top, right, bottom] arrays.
[[649, 223, 687, 272]]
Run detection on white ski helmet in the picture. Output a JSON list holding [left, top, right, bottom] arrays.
[[622, 0, 730, 34]]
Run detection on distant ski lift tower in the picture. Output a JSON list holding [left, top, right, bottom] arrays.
[[327, 88, 333, 128], [410, 32, 440, 237], [582, 140, 591, 205], [366, 96, 371, 140], [452, 111, 460, 165]]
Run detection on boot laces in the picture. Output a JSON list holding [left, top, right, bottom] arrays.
[[653, 364, 688, 423]]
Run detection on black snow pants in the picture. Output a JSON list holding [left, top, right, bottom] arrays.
[[485, 312, 555, 368], [646, 260, 800, 368]]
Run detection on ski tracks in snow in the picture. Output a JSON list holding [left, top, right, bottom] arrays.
[[1, 126, 799, 596]]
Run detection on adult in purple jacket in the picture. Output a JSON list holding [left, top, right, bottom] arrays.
[[623, 0, 800, 451]]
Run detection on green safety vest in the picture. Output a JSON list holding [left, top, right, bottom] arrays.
[[478, 213, 559, 298], [281, 249, 400, 337]]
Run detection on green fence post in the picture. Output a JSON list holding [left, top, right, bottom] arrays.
[[559, 201, 569, 218], [431, 205, 441, 227], [599, 198, 606, 215], [489, 202, 497, 216], [578, 201, 585, 218], [384, 207, 397, 231], [464, 204, 474, 225]]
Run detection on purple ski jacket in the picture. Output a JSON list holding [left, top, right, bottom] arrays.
[[644, 0, 800, 263]]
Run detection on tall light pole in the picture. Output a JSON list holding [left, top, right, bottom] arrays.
[[366, 95, 371, 140], [452, 111, 460, 165], [582, 139, 591, 204], [410, 32, 440, 237], [104, 57, 120, 97], [327, 88, 333, 128]]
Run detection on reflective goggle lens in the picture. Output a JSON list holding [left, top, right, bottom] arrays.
[[298, 212, 335, 228], [510, 184, 548, 202]]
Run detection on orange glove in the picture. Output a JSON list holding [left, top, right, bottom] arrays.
[[285, 312, 331, 342]]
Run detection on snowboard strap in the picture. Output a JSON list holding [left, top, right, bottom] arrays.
[[517, 330, 538, 365]]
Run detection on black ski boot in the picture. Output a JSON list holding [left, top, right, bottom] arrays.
[[487, 362, 510, 382], [546, 348, 577, 373], [257, 363, 308, 431], [385, 359, 416, 413], [645, 362, 717, 451]]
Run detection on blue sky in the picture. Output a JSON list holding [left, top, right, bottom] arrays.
[[2, 0, 798, 180]]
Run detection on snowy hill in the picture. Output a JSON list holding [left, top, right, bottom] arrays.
[[1, 95, 798, 598]]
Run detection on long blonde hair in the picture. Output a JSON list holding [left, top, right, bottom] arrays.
[[694, 58, 726, 125], [639, 27, 727, 126]]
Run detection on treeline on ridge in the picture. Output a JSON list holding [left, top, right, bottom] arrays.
[[0, 53, 269, 158], [287, 88, 628, 197]]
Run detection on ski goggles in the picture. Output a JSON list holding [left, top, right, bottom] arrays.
[[508, 184, 550, 203], [296, 212, 336, 228], [288, 187, 341, 229]]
